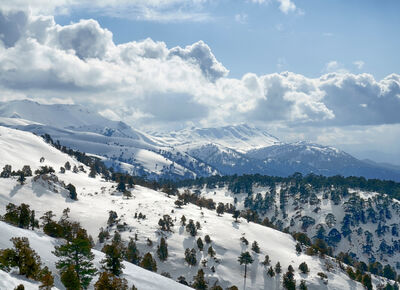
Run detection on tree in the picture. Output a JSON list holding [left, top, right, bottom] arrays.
[[261, 255, 270, 266], [275, 262, 282, 274], [60, 265, 81, 290], [299, 280, 307, 290], [197, 237, 204, 251], [295, 242, 302, 254], [192, 269, 207, 290], [117, 181, 126, 192], [361, 274, 372, 290], [53, 229, 97, 289], [185, 248, 197, 266], [67, 184, 78, 200], [140, 253, 157, 272], [14, 285, 25, 290], [208, 246, 216, 258], [101, 240, 125, 276], [267, 266, 275, 277], [17, 172, 26, 185], [125, 238, 140, 265], [65, 162, 71, 171], [180, 215, 187, 226], [0, 164, 12, 178], [233, 210, 240, 222], [107, 211, 118, 227], [283, 266, 296, 290], [39, 266, 54, 290], [238, 251, 254, 279], [94, 272, 128, 290], [251, 241, 260, 253], [216, 203, 224, 216], [298, 262, 309, 274], [204, 235, 211, 244], [157, 238, 168, 261], [186, 219, 197, 236], [175, 200, 183, 208]]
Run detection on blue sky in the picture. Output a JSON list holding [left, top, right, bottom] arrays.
[[0, 0, 400, 164], [54, 0, 400, 80]]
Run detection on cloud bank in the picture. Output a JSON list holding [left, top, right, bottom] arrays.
[[0, 9, 399, 131]]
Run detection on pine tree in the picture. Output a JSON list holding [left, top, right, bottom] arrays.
[[140, 253, 157, 272], [101, 240, 125, 276], [192, 269, 208, 290], [238, 251, 254, 279], [60, 265, 81, 290], [261, 255, 270, 266], [299, 262, 309, 274], [197, 237, 204, 251], [125, 238, 140, 265], [232, 210, 240, 222], [275, 262, 282, 274], [157, 238, 168, 261], [267, 266, 275, 277], [53, 229, 97, 289], [299, 280, 307, 290], [39, 266, 54, 290], [204, 235, 211, 244], [184, 248, 197, 266], [66, 183, 78, 200], [186, 219, 197, 236], [94, 272, 128, 290], [181, 215, 187, 226], [283, 266, 296, 290], [11, 237, 42, 280], [362, 274, 372, 290], [18, 172, 26, 185], [251, 241, 260, 253], [208, 246, 216, 258], [14, 285, 25, 290], [216, 203, 224, 216]]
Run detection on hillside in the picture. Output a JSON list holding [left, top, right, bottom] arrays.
[[0, 125, 397, 289]]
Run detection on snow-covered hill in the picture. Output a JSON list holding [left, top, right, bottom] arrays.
[[0, 99, 399, 181], [0, 125, 396, 289]]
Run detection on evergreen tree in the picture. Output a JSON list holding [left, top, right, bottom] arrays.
[[17, 172, 26, 185], [185, 248, 197, 266], [295, 242, 302, 254], [14, 285, 25, 290], [251, 241, 260, 253], [267, 266, 275, 277], [101, 240, 125, 276], [299, 280, 307, 290], [53, 229, 97, 289], [216, 203, 224, 216], [275, 262, 282, 274], [362, 274, 372, 290], [208, 246, 216, 258], [238, 251, 254, 279], [175, 200, 183, 208], [232, 210, 240, 222], [180, 215, 187, 226], [39, 266, 54, 290], [298, 262, 309, 274], [60, 265, 81, 290], [157, 238, 168, 261], [186, 219, 197, 236], [192, 269, 207, 290], [94, 272, 128, 290], [261, 255, 270, 266], [204, 235, 211, 244], [117, 181, 126, 192], [125, 238, 140, 265], [140, 253, 157, 272], [283, 266, 296, 290], [197, 237, 204, 251], [65, 162, 71, 171], [67, 183, 78, 200]]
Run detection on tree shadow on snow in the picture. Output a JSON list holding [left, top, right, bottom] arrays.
[[9, 183, 22, 197]]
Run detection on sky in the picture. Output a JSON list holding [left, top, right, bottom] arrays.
[[0, 0, 399, 164]]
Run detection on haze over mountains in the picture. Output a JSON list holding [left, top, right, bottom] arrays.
[[0, 100, 399, 182]]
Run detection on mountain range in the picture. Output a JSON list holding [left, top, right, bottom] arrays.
[[0, 99, 399, 182]]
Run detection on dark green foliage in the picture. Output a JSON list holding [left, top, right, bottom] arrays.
[[346, 267, 356, 280], [60, 265, 81, 290], [267, 266, 275, 277], [140, 252, 157, 272], [197, 237, 204, 251], [3, 203, 36, 229], [39, 266, 55, 290], [383, 264, 397, 280], [275, 262, 282, 274], [283, 266, 296, 290], [67, 183, 78, 200], [208, 246, 216, 257], [192, 269, 207, 290], [125, 238, 141, 265], [204, 234, 211, 244], [295, 242, 302, 254], [17, 172, 26, 185], [53, 228, 97, 289], [180, 215, 187, 226], [240, 237, 249, 246], [185, 248, 197, 266], [216, 202, 224, 216], [238, 251, 254, 278], [94, 272, 128, 290], [261, 254, 270, 266], [101, 240, 125, 276], [14, 285, 24, 290], [299, 280, 307, 290], [361, 274, 372, 290], [186, 219, 197, 236], [0, 237, 43, 280], [117, 181, 126, 192], [158, 215, 174, 232], [251, 241, 260, 253], [157, 238, 168, 261], [298, 262, 309, 274], [292, 232, 312, 246], [1, 164, 12, 178], [233, 210, 240, 222], [98, 227, 110, 243], [34, 166, 55, 175], [107, 211, 119, 227]]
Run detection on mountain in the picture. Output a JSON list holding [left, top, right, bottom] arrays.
[[0, 126, 393, 289], [0, 99, 399, 182]]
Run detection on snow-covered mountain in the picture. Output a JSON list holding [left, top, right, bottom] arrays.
[[0, 125, 395, 289], [0, 99, 399, 182]]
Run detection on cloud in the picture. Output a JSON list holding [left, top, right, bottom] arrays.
[[323, 60, 349, 74], [0, 9, 399, 131], [353, 60, 365, 70], [277, 0, 296, 14], [168, 41, 229, 82], [235, 13, 248, 24]]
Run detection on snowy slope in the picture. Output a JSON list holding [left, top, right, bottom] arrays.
[[0, 222, 190, 290]]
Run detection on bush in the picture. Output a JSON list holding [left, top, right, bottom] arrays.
[[94, 272, 128, 290], [299, 262, 309, 274]]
